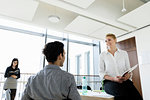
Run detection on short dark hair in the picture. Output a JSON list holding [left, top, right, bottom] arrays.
[[43, 41, 64, 63]]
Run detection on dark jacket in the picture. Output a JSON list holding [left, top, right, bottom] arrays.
[[4, 66, 20, 79]]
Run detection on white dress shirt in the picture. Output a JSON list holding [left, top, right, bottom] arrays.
[[99, 49, 131, 80]]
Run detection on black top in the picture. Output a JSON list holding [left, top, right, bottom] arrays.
[[4, 66, 20, 79]]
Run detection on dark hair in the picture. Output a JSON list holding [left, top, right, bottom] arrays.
[[10, 58, 19, 69], [43, 41, 64, 63]]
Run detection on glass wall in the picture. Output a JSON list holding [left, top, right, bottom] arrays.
[[100, 40, 107, 53], [68, 34, 100, 90], [68, 42, 93, 76], [0, 28, 45, 100], [0, 18, 101, 99], [0, 29, 45, 73], [45, 29, 68, 71]]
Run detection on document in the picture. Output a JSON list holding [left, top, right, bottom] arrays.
[[121, 64, 138, 77]]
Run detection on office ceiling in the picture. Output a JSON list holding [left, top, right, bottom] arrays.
[[118, 1, 150, 28], [140, 0, 150, 3], [0, 0, 147, 40]]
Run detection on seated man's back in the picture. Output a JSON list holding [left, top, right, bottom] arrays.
[[21, 41, 81, 100], [22, 65, 80, 100]]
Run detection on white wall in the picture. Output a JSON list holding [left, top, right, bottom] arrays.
[[135, 26, 150, 100], [118, 26, 150, 100]]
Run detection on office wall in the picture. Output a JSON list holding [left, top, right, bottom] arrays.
[[135, 26, 150, 100], [118, 26, 150, 100]]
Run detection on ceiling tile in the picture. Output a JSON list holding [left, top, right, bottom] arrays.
[[90, 25, 126, 40], [64, 16, 105, 35], [118, 1, 150, 28], [0, 0, 39, 21]]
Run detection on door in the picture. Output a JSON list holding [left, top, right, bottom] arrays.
[[117, 37, 142, 96]]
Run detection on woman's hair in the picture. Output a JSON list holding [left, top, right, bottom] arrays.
[[10, 58, 19, 69], [106, 33, 116, 39], [43, 41, 64, 64]]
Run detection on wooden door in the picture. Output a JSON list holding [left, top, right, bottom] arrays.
[[117, 37, 142, 96]]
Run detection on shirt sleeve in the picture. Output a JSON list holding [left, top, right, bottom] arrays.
[[68, 75, 81, 100], [4, 67, 10, 78], [99, 53, 106, 80], [21, 89, 33, 100], [16, 68, 20, 79]]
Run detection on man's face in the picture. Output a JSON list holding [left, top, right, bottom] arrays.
[[60, 49, 65, 67]]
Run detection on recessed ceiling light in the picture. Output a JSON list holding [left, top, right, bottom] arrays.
[[48, 15, 60, 23]]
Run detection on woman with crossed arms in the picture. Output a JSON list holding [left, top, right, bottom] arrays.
[[4, 58, 20, 100], [99, 34, 143, 100]]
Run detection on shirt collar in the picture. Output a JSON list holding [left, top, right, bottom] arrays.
[[44, 64, 61, 70], [106, 48, 120, 54]]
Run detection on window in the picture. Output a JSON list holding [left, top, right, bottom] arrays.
[[0, 18, 101, 92], [85, 51, 90, 75], [68, 34, 100, 89], [0, 29, 44, 73], [68, 42, 93, 75], [45, 29, 68, 71], [75, 55, 81, 83], [85, 51, 90, 85], [100, 40, 107, 52]]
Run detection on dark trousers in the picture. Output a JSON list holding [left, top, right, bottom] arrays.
[[104, 80, 143, 100], [5, 89, 16, 100], [10, 89, 16, 100]]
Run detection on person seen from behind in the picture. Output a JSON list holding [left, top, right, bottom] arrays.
[[21, 41, 81, 100]]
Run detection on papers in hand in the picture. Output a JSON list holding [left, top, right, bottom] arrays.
[[121, 64, 138, 77]]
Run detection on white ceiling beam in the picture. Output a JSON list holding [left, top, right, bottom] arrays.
[[40, 0, 135, 31], [63, 0, 95, 9]]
